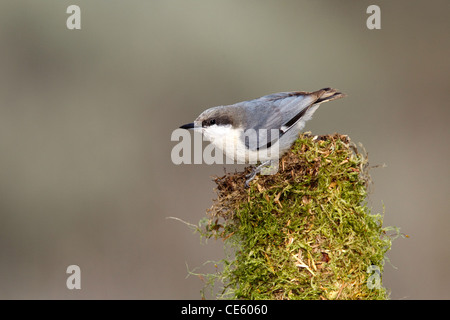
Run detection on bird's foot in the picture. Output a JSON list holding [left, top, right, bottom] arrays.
[[245, 160, 276, 188]]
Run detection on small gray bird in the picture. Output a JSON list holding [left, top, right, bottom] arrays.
[[180, 88, 346, 186]]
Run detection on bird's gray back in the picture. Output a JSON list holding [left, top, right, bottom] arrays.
[[233, 92, 316, 132]]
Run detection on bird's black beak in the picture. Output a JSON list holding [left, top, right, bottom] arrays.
[[180, 122, 195, 130]]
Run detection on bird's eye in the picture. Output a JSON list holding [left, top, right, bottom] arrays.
[[202, 118, 217, 127]]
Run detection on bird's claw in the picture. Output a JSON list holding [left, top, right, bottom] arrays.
[[245, 171, 257, 188], [244, 160, 273, 188]]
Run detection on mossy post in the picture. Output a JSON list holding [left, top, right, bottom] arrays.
[[198, 133, 392, 300]]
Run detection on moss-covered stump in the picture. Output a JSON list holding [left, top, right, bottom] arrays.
[[200, 133, 391, 300]]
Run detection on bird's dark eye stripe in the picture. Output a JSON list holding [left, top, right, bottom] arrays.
[[202, 119, 216, 127], [202, 116, 232, 127]]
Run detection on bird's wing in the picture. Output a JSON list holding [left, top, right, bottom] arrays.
[[238, 92, 318, 150], [239, 88, 345, 150]]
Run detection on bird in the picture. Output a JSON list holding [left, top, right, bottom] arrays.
[[180, 87, 346, 186]]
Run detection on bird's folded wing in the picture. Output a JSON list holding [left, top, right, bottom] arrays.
[[241, 93, 317, 150]]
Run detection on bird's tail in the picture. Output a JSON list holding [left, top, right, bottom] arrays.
[[314, 88, 346, 104]]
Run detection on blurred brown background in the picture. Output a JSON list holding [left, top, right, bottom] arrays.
[[0, 0, 448, 299]]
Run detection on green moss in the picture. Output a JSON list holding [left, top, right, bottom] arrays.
[[198, 133, 393, 300]]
